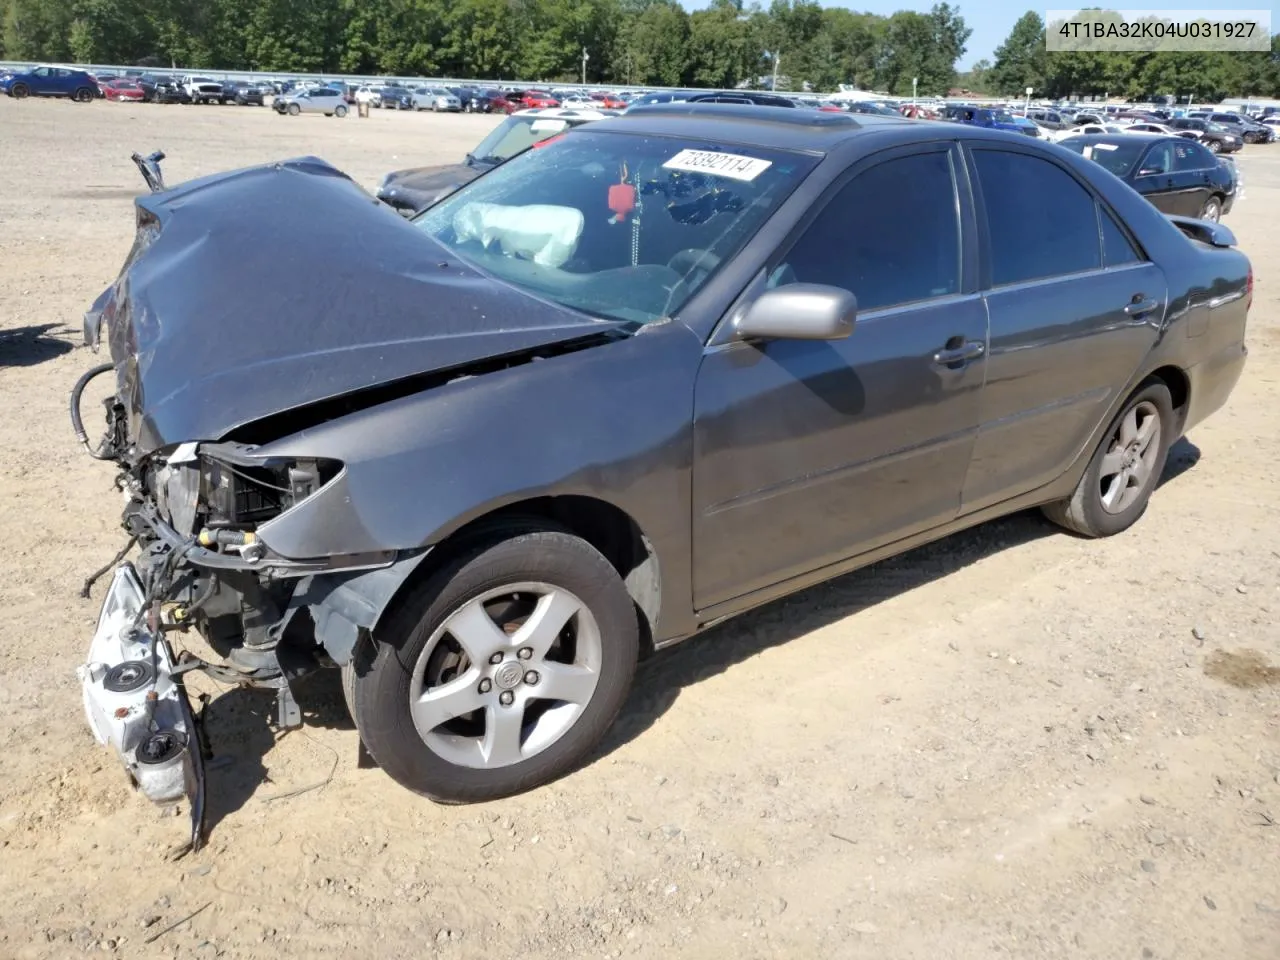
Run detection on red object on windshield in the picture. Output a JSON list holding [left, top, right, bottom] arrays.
[[608, 183, 636, 223], [532, 134, 566, 150]]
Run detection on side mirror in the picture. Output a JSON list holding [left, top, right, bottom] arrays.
[[734, 283, 856, 342]]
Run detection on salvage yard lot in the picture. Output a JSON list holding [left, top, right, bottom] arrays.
[[1, 100, 1278, 960]]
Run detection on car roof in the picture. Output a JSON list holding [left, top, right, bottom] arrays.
[[514, 106, 620, 121], [592, 102, 1030, 154]]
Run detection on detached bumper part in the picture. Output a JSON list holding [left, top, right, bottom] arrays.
[[79, 563, 206, 852]]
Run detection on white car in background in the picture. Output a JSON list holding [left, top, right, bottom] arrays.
[[180, 75, 223, 104], [1124, 122, 1180, 136], [274, 87, 348, 118], [1048, 122, 1129, 142]]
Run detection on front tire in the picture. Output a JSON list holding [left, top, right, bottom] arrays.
[[287, 103, 300, 116], [351, 527, 640, 803], [1042, 380, 1174, 538], [10, 82, 30, 99], [1200, 195, 1223, 222], [1206, 139, 1221, 154]]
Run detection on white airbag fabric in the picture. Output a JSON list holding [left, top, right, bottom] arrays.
[[453, 202, 584, 268]]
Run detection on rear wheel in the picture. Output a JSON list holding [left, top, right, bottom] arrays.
[[350, 527, 639, 803], [1041, 380, 1174, 538], [1200, 195, 1223, 222], [73, 87, 94, 103], [334, 104, 347, 118], [1206, 139, 1221, 154]]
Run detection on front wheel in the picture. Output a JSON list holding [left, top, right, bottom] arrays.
[[287, 103, 300, 116], [10, 82, 29, 98], [1042, 380, 1174, 538], [1200, 195, 1223, 222], [350, 528, 640, 803], [334, 105, 347, 118], [1206, 139, 1221, 154]]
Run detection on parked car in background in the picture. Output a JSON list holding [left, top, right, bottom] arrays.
[[374, 85, 404, 107], [1125, 122, 1179, 136], [1058, 133, 1236, 221], [137, 74, 187, 103], [376, 106, 614, 215], [1205, 112, 1273, 144], [941, 104, 1022, 132], [420, 86, 462, 112], [686, 91, 798, 107], [273, 87, 348, 117], [232, 81, 269, 106], [75, 105, 1252, 834], [1008, 115, 1043, 137], [517, 89, 560, 108], [468, 89, 515, 113], [592, 93, 627, 109], [1166, 118, 1242, 154], [181, 75, 224, 104], [844, 100, 901, 116], [102, 78, 146, 102], [1, 64, 99, 101], [1026, 108, 1069, 130]]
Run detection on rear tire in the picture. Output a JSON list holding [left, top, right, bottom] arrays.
[[1200, 195, 1223, 222], [74, 87, 94, 103], [351, 527, 640, 803], [334, 105, 347, 118], [1206, 139, 1221, 154], [1041, 380, 1174, 538]]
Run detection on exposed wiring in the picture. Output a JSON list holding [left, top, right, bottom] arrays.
[[69, 363, 115, 459]]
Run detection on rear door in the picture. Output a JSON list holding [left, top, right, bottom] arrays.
[[1130, 140, 1190, 215], [960, 143, 1167, 511], [1171, 139, 1215, 216]]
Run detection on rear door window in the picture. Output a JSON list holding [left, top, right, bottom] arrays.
[[972, 149, 1101, 286]]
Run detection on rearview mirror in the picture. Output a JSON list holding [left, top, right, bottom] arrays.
[[734, 283, 856, 341]]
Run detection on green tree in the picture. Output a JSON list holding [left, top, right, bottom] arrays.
[[988, 11, 1046, 95], [622, 0, 688, 86]]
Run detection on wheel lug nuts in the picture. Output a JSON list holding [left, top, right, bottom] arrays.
[[524, 670, 539, 685], [489, 652, 504, 665], [478, 678, 492, 694], [499, 690, 514, 706], [517, 647, 533, 660]]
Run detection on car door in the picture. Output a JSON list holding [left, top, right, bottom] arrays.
[[691, 143, 987, 609], [1129, 140, 1185, 215], [26, 67, 53, 95], [1171, 140, 1216, 216], [960, 144, 1167, 511]]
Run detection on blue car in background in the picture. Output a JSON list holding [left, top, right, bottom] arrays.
[[1, 64, 99, 101], [942, 104, 1023, 133]]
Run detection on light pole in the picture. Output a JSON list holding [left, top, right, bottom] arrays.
[[1025, 85, 1032, 114], [912, 76, 917, 105], [770, 51, 780, 91], [581, 47, 589, 86]]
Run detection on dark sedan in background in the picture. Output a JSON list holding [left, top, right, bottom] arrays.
[[1058, 133, 1236, 221], [74, 107, 1250, 845]]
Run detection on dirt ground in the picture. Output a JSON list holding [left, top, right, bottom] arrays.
[[0, 98, 1277, 960]]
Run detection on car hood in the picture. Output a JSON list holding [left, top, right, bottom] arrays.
[[377, 162, 482, 206], [88, 156, 625, 454]]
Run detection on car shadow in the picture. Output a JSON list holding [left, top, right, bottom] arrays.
[[596, 436, 1204, 762], [199, 668, 355, 839], [0, 323, 75, 367]]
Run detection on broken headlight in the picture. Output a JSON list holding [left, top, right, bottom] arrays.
[[200, 453, 343, 529]]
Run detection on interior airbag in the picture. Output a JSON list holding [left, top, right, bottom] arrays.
[[453, 202, 585, 268]]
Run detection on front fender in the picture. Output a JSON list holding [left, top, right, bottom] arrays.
[[252, 320, 704, 641]]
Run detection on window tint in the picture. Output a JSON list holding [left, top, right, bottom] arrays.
[[1173, 141, 1208, 171], [973, 149, 1101, 286], [1100, 207, 1141, 267], [1139, 142, 1174, 175], [779, 150, 960, 311]]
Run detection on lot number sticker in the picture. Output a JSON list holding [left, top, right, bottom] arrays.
[[663, 149, 773, 181]]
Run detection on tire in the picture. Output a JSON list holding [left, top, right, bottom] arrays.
[[334, 105, 347, 118], [1200, 195, 1223, 222], [1041, 380, 1174, 538], [74, 87, 94, 103], [10, 82, 29, 99], [287, 103, 300, 116], [1206, 139, 1221, 154], [351, 527, 640, 803], [433, 102, 440, 113]]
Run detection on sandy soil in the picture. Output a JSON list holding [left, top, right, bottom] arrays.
[[0, 98, 1277, 960]]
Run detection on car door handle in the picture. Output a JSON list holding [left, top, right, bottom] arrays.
[[1125, 297, 1159, 316], [932, 341, 985, 365]]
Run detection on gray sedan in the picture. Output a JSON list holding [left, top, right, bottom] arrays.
[[72, 105, 1251, 845]]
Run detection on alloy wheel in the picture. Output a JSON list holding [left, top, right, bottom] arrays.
[[408, 582, 603, 769], [1098, 400, 1162, 514]]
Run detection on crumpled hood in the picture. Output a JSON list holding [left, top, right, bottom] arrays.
[[377, 162, 481, 210], [91, 156, 622, 454]]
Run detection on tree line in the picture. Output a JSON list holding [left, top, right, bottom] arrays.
[[0, 0, 973, 94], [970, 12, 1280, 102]]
